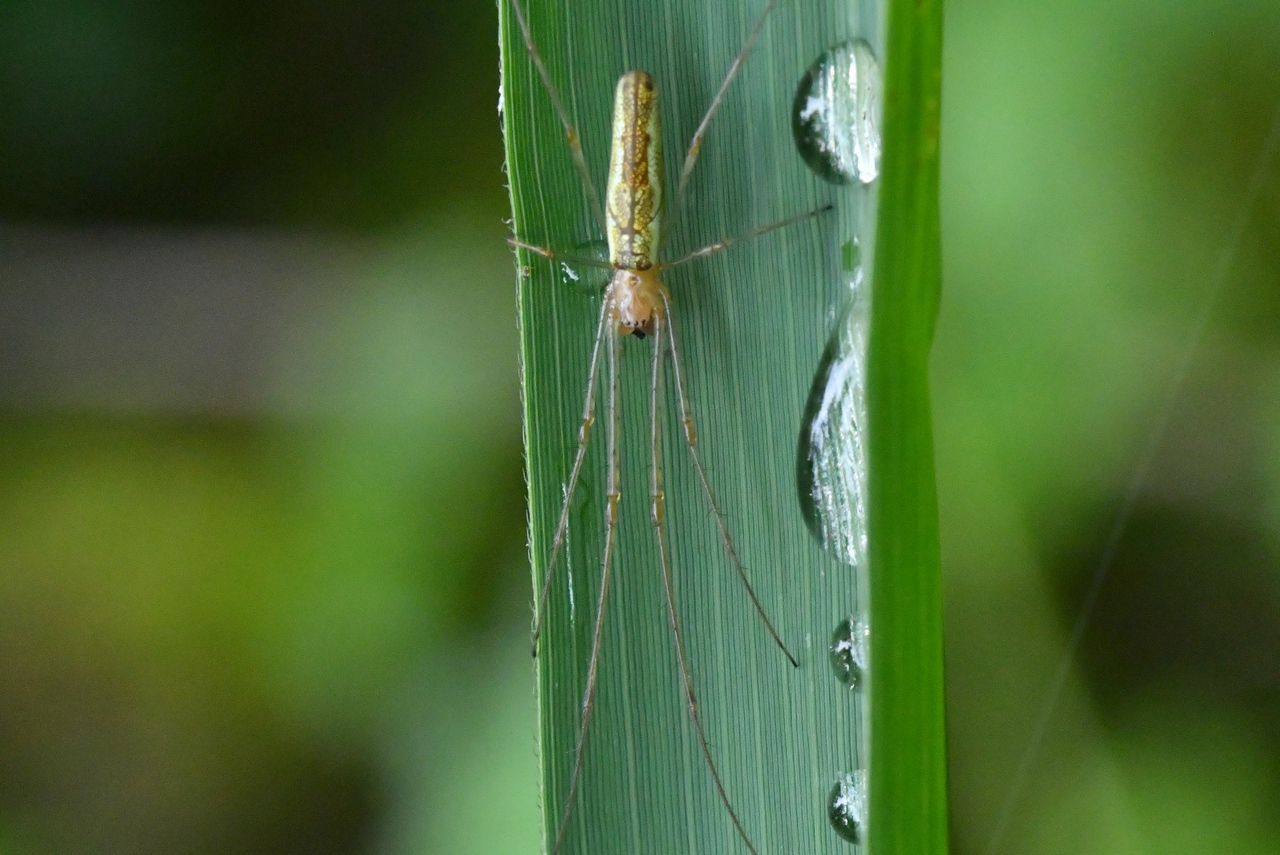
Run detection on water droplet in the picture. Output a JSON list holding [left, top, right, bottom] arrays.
[[560, 239, 611, 291], [830, 615, 868, 689], [792, 40, 882, 185], [840, 239, 861, 273], [828, 770, 866, 844], [797, 265, 868, 568]]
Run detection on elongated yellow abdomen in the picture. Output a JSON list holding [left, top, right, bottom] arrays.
[[606, 70, 664, 270]]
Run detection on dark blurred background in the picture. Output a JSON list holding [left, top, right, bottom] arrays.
[[0, 0, 1278, 853], [0, 1, 533, 853]]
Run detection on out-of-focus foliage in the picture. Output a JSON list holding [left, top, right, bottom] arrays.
[[939, 1, 1280, 852], [0, 0, 498, 226], [0, 0, 1278, 854], [0, 2, 537, 854]]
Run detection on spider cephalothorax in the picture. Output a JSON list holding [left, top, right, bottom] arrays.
[[607, 266, 664, 338]]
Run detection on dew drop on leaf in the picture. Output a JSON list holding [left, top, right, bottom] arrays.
[[559, 239, 611, 291], [827, 770, 867, 844], [830, 615, 868, 690], [797, 258, 868, 569], [792, 40, 882, 185]]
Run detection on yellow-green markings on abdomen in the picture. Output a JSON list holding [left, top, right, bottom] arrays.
[[606, 70, 664, 271]]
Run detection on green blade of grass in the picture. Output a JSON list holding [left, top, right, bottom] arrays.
[[867, 0, 947, 853], [500, 0, 944, 852]]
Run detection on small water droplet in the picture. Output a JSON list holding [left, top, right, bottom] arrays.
[[797, 266, 868, 568], [828, 770, 866, 844], [560, 239, 611, 291], [830, 615, 868, 689], [793, 40, 882, 185], [840, 240, 861, 273]]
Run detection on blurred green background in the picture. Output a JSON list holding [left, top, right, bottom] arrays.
[[0, 0, 1277, 853]]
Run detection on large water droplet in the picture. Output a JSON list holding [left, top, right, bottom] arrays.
[[792, 40, 882, 185], [830, 615, 869, 689], [828, 770, 867, 844], [797, 261, 868, 568]]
